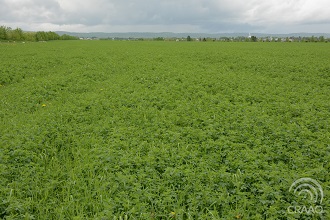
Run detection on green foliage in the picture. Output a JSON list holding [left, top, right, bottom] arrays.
[[0, 26, 10, 40], [153, 37, 164, 41], [0, 25, 77, 42], [60, 34, 79, 40], [0, 41, 329, 219], [250, 36, 257, 42], [35, 31, 61, 41]]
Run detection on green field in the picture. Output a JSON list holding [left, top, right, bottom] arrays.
[[0, 41, 329, 219]]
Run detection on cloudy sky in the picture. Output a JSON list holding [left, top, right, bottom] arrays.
[[1, 0, 330, 33]]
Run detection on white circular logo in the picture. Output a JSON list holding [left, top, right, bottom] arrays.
[[289, 178, 323, 204]]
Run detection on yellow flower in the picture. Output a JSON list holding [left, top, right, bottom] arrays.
[[170, 211, 175, 216], [42, 104, 46, 107]]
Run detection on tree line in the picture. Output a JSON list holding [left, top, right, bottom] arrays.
[[0, 26, 78, 41]]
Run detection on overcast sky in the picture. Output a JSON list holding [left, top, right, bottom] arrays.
[[1, 0, 330, 33]]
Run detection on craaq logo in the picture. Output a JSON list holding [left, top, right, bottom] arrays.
[[287, 178, 324, 215]]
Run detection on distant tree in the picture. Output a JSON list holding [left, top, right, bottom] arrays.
[[23, 32, 37, 41], [310, 35, 315, 42], [60, 34, 78, 40], [5, 28, 11, 40], [11, 28, 24, 41], [0, 25, 77, 42], [219, 37, 230, 42], [154, 37, 164, 41], [319, 36, 325, 42], [0, 26, 9, 40], [36, 31, 47, 41], [47, 31, 60, 40], [187, 35, 192, 41], [251, 36, 257, 42]]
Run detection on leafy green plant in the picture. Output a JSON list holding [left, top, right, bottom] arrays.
[[0, 41, 329, 219]]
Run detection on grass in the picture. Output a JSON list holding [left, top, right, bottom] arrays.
[[0, 41, 329, 219]]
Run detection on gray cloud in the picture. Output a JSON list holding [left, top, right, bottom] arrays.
[[0, 0, 330, 33], [1, 0, 62, 23]]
